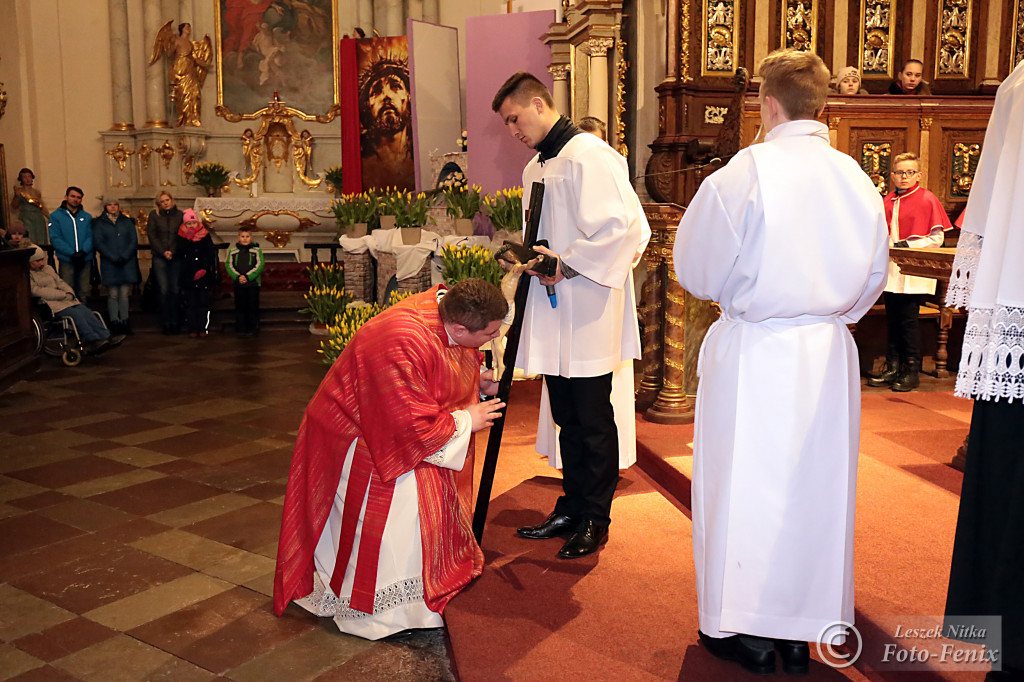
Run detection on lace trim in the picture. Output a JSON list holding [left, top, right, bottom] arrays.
[[300, 571, 425, 619], [424, 411, 468, 466], [946, 232, 983, 308], [955, 304, 1024, 403]]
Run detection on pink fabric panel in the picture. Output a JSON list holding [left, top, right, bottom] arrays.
[[466, 11, 555, 194]]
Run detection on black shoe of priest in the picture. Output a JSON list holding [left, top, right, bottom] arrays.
[[557, 520, 608, 559]]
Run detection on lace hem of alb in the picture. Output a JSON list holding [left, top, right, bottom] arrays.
[[424, 411, 468, 466], [955, 304, 1024, 403], [946, 232, 983, 308], [300, 571, 424, 620]]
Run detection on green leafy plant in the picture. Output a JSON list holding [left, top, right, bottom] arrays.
[[324, 166, 344, 193], [439, 244, 503, 287], [484, 187, 524, 233], [192, 162, 231, 194], [387, 190, 431, 229], [331, 192, 378, 232], [443, 184, 482, 220]]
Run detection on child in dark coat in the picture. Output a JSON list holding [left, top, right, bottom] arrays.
[[226, 227, 265, 336], [177, 208, 219, 337]]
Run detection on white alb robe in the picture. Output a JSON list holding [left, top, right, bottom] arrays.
[[516, 133, 650, 378], [295, 410, 472, 640], [673, 120, 889, 642]]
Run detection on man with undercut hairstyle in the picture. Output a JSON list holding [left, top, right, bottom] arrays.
[[492, 71, 650, 560]]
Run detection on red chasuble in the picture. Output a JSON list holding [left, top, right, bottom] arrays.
[[273, 285, 484, 616], [883, 185, 953, 240]]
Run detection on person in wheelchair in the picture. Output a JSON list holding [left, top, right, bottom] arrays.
[[28, 246, 124, 354]]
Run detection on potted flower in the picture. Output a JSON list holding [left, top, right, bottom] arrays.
[[192, 162, 232, 197], [324, 166, 344, 195], [439, 244, 503, 287], [392, 191, 431, 245], [377, 187, 400, 231], [484, 187, 524, 243], [331, 192, 377, 238], [443, 184, 482, 236]]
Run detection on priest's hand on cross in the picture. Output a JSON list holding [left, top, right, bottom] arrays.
[[466, 399, 505, 432]]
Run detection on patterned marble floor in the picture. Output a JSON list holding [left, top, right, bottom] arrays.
[[0, 329, 454, 681]]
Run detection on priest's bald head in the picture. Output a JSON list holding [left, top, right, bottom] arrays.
[[757, 49, 831, 133]]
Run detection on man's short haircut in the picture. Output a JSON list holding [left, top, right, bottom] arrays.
[[893, 152, 920, 166], [65, 186, 84, 197], [578, 116, 607, 139], [439, 278, 508, 332], [155, 190, 174, 205], [901, 59, 924, 70], [758, 48, 831, 120], [491, 72, 554, 112]]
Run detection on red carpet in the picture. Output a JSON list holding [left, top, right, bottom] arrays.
[[445, 381, 987, 680]]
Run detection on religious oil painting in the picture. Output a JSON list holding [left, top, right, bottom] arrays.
[[357, 36, 415, 191], [215, 0, 339, 117]]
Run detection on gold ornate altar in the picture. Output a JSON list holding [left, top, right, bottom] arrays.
[[636, 204, 721, 424]]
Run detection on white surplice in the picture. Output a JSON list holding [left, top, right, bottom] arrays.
[[516, 133, 650, 379], [673, 120, 889, 642], [295, 410, 472, 640]]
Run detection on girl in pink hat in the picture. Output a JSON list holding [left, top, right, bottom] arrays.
[[177, 208, 219, 337]]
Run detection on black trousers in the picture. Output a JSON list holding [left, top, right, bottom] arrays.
[[945, 399, 1024, 669], [544, 373, 618, 526], [883, 292, 923, 362], [234, 285, 260, 334], [183, 287, 211, 334]]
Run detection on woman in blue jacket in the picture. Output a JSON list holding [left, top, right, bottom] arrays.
[[92, 199, 140, 335]]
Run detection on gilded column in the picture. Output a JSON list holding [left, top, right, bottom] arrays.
[[548, 64, 570, 115], [143, 0, 169, 127], [636, 243, 665, 410], [646, 255, 693, 425], [665, 0, 679, 81], [919, 116, 932, 187], [108, 0, 134, 130], [587, 37, 614, 120]]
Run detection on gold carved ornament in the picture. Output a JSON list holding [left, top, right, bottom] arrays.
[[138, 142, 153, 170], [935, 0, 971, 78], [158, 142, 176, 170], [1014, 0, 1024, 68], [238, 210, 320, 248], [293, 131, 323, 188], [702, 1, 738, 76], [150, 20, 213, 127], [783, 1, 817, 52], [704, 106, 728, 125], [680, 0, 691, 82], [861, 142, 892, 195], [860, 0, 895, 78], [951, 142, 981, 197], [106, 143, 134, 171], [615, 37, 629, 159], [225, 102, 333, 190]]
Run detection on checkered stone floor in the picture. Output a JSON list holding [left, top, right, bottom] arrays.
[[0, 329, 454, 682]]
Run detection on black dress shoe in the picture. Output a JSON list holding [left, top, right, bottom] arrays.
[[775, 639, 809, 674], [517, 513, 579, 540], [557, 520, 608, 559], [698, 630, 775, 675]]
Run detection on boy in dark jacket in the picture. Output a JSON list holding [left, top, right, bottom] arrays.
[[225, 227, 265, 336], [177, 208, 219, 337]]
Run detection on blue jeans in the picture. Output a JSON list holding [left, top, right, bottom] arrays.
[[58, 259, 91, 302], [56, 304, 110, 342], [151, 257, 182, 327], [107, 284, 131, 323]]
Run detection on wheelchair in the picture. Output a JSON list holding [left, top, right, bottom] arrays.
[[31, 299, 109, 367]]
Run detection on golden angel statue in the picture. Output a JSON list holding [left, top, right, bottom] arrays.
[[292, 130, 323, 188], [149, 21, 213, 127], [234, 128, 263, 189]]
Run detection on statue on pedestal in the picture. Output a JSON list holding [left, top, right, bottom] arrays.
[[150, 21, 213, 127]]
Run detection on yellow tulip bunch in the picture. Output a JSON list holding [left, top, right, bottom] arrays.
[[330, 191, 378, 232], [306, 262, 345, 290], [316, 290, 410, 365], [484, 187, 524, 233], [440, 244, 503, 287], [300, 284, 352, 325], [443, 184, 483, 220]]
